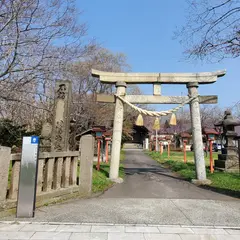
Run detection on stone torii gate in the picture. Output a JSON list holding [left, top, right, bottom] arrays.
[[92, 69, 226, 184]]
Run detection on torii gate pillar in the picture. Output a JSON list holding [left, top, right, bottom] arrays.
[[110, 82, 127, 181], [187, 82, 208, 183]]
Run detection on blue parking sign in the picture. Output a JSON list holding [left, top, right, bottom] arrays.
[[31, 136, 39, 144]]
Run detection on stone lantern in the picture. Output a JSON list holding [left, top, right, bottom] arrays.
[[214, 110, 240, 172]]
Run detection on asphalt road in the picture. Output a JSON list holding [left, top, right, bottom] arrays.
[[102, 149, 235, 200]]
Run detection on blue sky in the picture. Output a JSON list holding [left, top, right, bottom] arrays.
[[77, 0, 239, 110]]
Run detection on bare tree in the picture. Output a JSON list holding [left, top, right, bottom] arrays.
[[200, 105, 225, 127], [0, 0, 99, 131], [67, 48, 130, 136], [175, 0, 240, 61], [0, 0, 93, 101]]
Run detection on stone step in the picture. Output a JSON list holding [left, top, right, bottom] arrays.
[[123, 143, 143, 149], [214, 160, 226, 168], [214, 159, 239, 172], [214, 167, 239, 173], [218, 154, 238, 161]]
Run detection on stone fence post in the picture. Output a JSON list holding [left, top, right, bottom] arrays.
[[79, 135, 94, 195], [0, 146, 11, 202]]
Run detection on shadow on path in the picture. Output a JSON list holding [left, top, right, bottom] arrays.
[[101, 149, 236, 200], [124, 167, 189, 182], [200, 185, 240, 199]]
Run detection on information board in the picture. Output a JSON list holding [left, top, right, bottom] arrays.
[[16, 136, 39, 218]]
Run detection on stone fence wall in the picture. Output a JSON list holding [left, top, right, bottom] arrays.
[[0, 135, 94, 214]]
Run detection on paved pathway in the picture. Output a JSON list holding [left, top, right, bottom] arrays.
[[102, 149, 235, 200], [0, 222, 240, 239], [1, 149, 240, 238]]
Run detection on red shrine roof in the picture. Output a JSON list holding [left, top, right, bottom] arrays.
[[104, 130, 113, 137], [203, 128, 220, 135], [180, 132, 191, 138]]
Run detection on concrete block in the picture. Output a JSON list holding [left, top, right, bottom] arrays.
[[31, 231, 71, 240], [179, 235, 239, 240], [158, 226, 193, 234], [56, 224, 91, 232], [213, 236, 240, 240], [191, 228, 228, 234], [125, 226, 159, 233], [108, 233, 145, 240], [226, 229, 240, 235], [20, 224, 59, 232], [91, 225, 124, 232], [0, 146, 11, 201], [0, 231, 34, 239], [70, 233, 107, 240], [144, 233, 182, 240], [0, 223, 25, 231]]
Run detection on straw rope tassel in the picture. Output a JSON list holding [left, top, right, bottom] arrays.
[[153, 117, 160, 130], [169, 112, 177, 126], [136, 114, 144, 126]]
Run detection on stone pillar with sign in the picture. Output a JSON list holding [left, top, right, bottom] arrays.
[[51, 81, 72, 152]]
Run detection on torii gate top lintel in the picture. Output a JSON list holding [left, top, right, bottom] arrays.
[[91, 69, 226, 84]]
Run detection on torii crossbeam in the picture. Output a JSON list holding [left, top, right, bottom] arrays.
[[92, 69, 226, 184]]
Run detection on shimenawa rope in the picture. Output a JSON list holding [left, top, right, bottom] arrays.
[[115, 94, 199, 117]]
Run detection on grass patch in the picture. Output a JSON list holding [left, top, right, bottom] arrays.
[[147, 151, 240, 197], [92, 162, 125, 193], [148, 151, 218, 166], [208, 172, 240, 192], [92, 149, 125, 193], [120, 149, 125, 161]]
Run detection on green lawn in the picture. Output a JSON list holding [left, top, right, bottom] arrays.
[[92, 162, 124, 193], [148, 151, 218, 166], [147, 151, 240, 198], [120, 149, 125, 162], [92, 149, 125, 193]]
